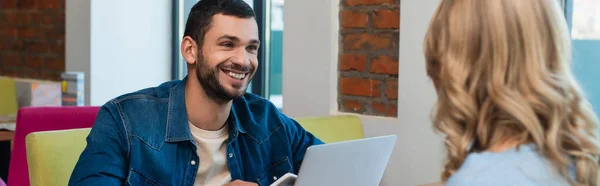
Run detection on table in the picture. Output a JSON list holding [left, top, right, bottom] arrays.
[[0, 131, 13, 141], [0, 131, 12, 182]]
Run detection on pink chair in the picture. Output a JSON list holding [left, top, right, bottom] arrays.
[[7, 106, 100, 186]]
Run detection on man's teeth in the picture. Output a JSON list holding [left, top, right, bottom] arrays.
[[228, 72, 246, 80]]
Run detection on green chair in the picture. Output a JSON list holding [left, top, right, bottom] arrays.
[[0, 77, 18, 122], [295, 115, 365, 143], [23, 115, 364, 185], [25, 128, 91, 186]]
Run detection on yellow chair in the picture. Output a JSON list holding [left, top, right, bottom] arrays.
[[25, 128, 91, 186], [23, 115, 363, 185], [295, 115, 364, 143]]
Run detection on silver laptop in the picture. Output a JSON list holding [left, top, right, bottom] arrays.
[[284, 135, 397, 186]]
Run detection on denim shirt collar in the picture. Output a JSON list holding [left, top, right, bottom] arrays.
[[164, 76, 246, 142]]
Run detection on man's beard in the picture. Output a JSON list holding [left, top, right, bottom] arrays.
[[195, 56, 253, 104]]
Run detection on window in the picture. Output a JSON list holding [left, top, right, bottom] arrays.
[[268, 0, 284, 108], [570, 0, 600, 40], [172, 0, 284, 109], [172, 0, 197, 81], [565, 0, 600, 117]]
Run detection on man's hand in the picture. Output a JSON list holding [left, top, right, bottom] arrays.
[[223, 180, 259, 186]]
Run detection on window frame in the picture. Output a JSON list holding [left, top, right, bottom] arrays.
[[564, 0, 573, 29]]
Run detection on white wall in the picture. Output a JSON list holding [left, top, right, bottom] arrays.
[[65, 0, 91, 105], [283, 0, 444, 185], [89, 0, 172, 105], [282, 0, 339, 117], [66, 0, 172, 106]]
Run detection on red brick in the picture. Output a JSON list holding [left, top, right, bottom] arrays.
[[38, 0, 60, 9], [2, 67, 20, 77], [24, 56, 43, 68], [45, 57, 65, 71], [0, 27, 18, 37], [44, 27, 64, 39], [22, 69, 41, 79], [1, 0, 17, 9], [18, 27, 36, 38], [58, 41, 65, 55], [343, 99, 362, 111], [372, 102, 385, 113], [370, 55, 398, 74], [51, 41, 65, 55], [373, 9, 400, 29], [341, 10, 368, 28], [1, 54, 22, 66], [40, 70, 60, 81], [17, 0, 37, 9], [27, 41, 49, 53], [36, 29, 46, 38], [340, 53, 367, 72], [372, 102, 397, 117], [17, 12, 32, 25], [56, 10, 65, 25], [346, 0, 395, 6], [1, 12, 18, 25], [42, 13, 55, 24], [31, 12, 43, 24], [0, 0, 66, 81], [343, 33, 391, 50], [386, 79, 398, 100], [0, 39, 23, 52], [340, 77, 380, 97]]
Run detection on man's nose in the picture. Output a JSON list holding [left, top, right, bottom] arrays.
[[230, 47, 250, 66]]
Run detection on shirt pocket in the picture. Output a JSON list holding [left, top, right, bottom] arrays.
[[126, 169, 162, 186], [255, 157, 293, 186]]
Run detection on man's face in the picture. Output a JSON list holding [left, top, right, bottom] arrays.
[[196, 14, 260, 102]]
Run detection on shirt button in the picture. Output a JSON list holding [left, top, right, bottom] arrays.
[[273, 176, 278, 180], [190, 160, 196, 165], [229, 153, 233, 158]]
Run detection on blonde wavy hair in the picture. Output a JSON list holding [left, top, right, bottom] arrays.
[[424, 0, 600, 185]]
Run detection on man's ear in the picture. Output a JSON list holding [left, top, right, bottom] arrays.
[[181, 36, 198, 65]]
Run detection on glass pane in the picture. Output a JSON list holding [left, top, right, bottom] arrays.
[[571, 0, 600, 40], [175, 0, 199, 80], [244, 0, 254, 93], [243, 0, 254, 7], [570, 0, 600, 118], [268, 0, 284, 108]]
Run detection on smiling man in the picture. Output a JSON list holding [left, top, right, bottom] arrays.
[[68, 0, 323, 185]]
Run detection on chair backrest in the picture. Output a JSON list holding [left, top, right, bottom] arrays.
[[295, 115, 364, 143], [8, 106, 100, 186], [0, 77, 18, 119], [25, 128, 91, 186]]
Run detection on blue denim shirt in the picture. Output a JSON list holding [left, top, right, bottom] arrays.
[[69, 77, 323, 186]]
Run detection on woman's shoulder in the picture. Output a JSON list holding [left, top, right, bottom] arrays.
[[445, 144, 571, 186]]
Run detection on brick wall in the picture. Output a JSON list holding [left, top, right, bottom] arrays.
[[339, 0, 400, 117], [0, 0, 65, 81]]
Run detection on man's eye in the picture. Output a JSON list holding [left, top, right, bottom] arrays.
[[221, 42, 234, 48], [246, 45, 258, 51]]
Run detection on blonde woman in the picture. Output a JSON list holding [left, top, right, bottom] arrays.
[[424, 0, 600, 185]]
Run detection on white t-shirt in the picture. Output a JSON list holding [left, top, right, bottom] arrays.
[[188, 122, 232, 186]]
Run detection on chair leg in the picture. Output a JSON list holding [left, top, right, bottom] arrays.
[[0, 140, 10, 182]]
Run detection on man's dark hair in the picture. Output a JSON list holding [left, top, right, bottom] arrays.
[[184, 0, 255, 48]]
